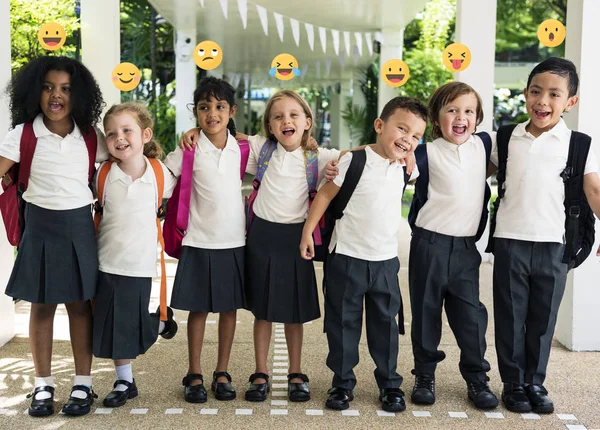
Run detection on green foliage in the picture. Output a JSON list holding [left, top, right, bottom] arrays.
[[147, 82, 177, 156], [402, 187, 414, 219], [399, 48, 453, 103], [341, 99, 367, 144], [417, 0, 456, 51], [494, 88, 529, 126], [340, 62, 378, 146], [10, 0, 80, 71]]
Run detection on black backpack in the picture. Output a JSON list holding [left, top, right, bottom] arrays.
[[312, 148, 411, 261], [486, 124, 595, 270], [408, 132, 492, 241]]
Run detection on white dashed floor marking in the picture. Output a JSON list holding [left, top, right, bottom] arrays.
[[449, 411, 468, 418], [270, 409, 288, 415], [235, 408, 252, 415], [377, 410, 395, 417], [273, 375, 287, 381], [200, 408, 218, 415], [521, 413, 540, 420], [271, 391, 287, 397], [485, 412, 505, 419], [413, 411, 431, 417], [271, 400, 288, 406], [273, 368, 287, 373], [306, 409, 324, 416], [272, 383, 287, 389], [95, 408, 113, 414], [342, 409, 360, 416], [130, 408, 148, 414], [558, 414, 578, 421], [566, 425, 588, 430], [273, 362, 288, 367], [165, 408, 183, 414]]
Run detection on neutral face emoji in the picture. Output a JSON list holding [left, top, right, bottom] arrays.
[[381, 59, 410, 87], [38, 22, 67, 51], [537, 19, 566, 47], [270, 54, 301, 81], [442, 43, 472, 72], [194, 41, 223, 70], [111, 63, 142, 92]]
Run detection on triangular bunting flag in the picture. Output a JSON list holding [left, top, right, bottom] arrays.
[[354, 32, 362, 56], [331, 29, 340, 56], [318, 27, 327, 53], [305, 23, 315, 51], [365, 32, 373, 56], [374, 31, 385, 45], [218, 0, 228, 19], [273, 12, 284, 42], [343, 31, 351, 56], [237, 0, 248, 29], [256, 5, 268, 36], [290, 18, 300, 47], [198, 0, 204, 7]]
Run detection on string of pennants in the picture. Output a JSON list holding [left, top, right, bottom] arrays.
[[198, 0, 384, 59]]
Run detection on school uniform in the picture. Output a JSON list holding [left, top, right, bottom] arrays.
[[92, 157, 176, 359], [409, 134, 492, 383], [325, 146, 416, 390], [164, 131, 247, 313], [245, 135, 339, 324], [491, 119, 598, 385], [0, 114, 108, 304]]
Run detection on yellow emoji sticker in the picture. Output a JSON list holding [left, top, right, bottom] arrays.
[[270, 54, 301, 81], [194, 41, 223, 70], [381, 59, 410, 87], [111, 63, 142, 92], [537, 19, 566, 47], [38, 22, 67, 51], [442, 43, 472, 72]]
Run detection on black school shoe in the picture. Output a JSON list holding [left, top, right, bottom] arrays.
[[467, 380, 499, 409], [380, 388, 406, 412], [182, 373, 207, 403], [325, 387, 354, 410], [411, 373, 435, 405], [245, 373, 270, 402], [61, 385, 97, 416], [501, 383, 532, 413], [103, 379, 139, 408], [211, 371, 236, 401], [287, 373, 310, 402], [27, 386, 55, 417], [152, 306, 178, 339], [525, 384, 554, 414]]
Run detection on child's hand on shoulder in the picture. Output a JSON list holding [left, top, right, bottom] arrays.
[[299, 232, 315, 260], [404, 152, 416, 174], [178, 127, 200, 151], [324, 160, 339, 181]]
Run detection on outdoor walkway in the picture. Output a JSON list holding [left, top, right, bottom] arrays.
[[0, 220, 599, 429]]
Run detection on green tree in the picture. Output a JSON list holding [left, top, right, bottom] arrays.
[[10, 0, 80, 71]]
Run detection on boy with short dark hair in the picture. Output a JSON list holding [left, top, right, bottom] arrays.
[[487, 57, 600, 414], [299, 97, 427, 412]]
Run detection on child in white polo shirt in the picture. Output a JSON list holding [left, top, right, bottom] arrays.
[[407, 82, 498, 410], [487, 57, 600, 414], [93, 102, 178, 408], [300, 96, 427, 413]]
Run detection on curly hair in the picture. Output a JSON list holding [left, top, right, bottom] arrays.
[[7, 56, 104, 130], [103, 102, 163, 159]]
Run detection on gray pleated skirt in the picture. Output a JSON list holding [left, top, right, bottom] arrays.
[[93, 271, 158, 360], [245, 216, 320, 324], [5, 203, 98, 304], [170, 245, 246, 313]]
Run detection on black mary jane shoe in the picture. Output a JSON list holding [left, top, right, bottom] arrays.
[[27, 386, 55, 417], [211, 371, 236, 401], [103, 379, 139, 408], [325, 387, 354, 410], [152, 306, 178, 340], [244, 372, 270, 402], [287, 373, 310, 402], [182, 373, 207, 403], [380, 387, 406, 413], [61, 385, 97, 416]]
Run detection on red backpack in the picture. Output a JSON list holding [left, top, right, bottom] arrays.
[[0, 122, 97, 247]]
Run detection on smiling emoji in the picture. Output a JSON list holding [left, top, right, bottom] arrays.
[[194, 41, 223, 70], [442, 43, 472, 72], [381, 59, 410, 87], [38, 22, 67, 51], [270, 54, 301, 81], [111, 63, 142, 92], [538, 19, 566, 47]]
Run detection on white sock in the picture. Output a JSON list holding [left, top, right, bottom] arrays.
[[158, 321, 166, 334], [34, 376, 54, 400], [71, 375, 92, 399], [114, 363, 133, 392]]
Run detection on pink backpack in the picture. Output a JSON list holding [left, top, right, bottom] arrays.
[[163, 138, 250, 259]]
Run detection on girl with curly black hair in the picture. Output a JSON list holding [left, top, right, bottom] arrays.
[[0, 56, 109, 417]]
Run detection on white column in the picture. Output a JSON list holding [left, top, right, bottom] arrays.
[[329, 80, 352, 151], [455, 0, 497, 261], [377, 29, 403, 118], [81, 0, 120, 114], [556, 0, 600, 351], [0, 0, 15, 347], [174, 30, 197, 136]]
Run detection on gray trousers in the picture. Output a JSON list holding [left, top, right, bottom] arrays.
[[324, 252, 403, 390], [409, 227, 491, 383], [493, 238, 568, 385]]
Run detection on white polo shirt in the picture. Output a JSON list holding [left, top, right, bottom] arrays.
[[246, 135, 340, 224], [330, 146, 418, 261], [491, 119, 598, 243], [96, 158, 177, 277], [164, 130, 247, 249], [415, 134, 493, 237], [0, 113, 109, 210]]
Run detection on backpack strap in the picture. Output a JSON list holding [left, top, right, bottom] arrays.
[[246, 139, 277, 230], [407, 143, 428, 229], [485, 123, 517, 253], [237, 138, 250, 181], [93, 161, 113, 233], [304, 149, 322, 244], [148, 158, 168, 321], [175, 148, 195, 233], [82, 126, 98, 184], [562, 131, 592, 265], [330, 149, 367, 219], [18, 122, 37, 193]]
